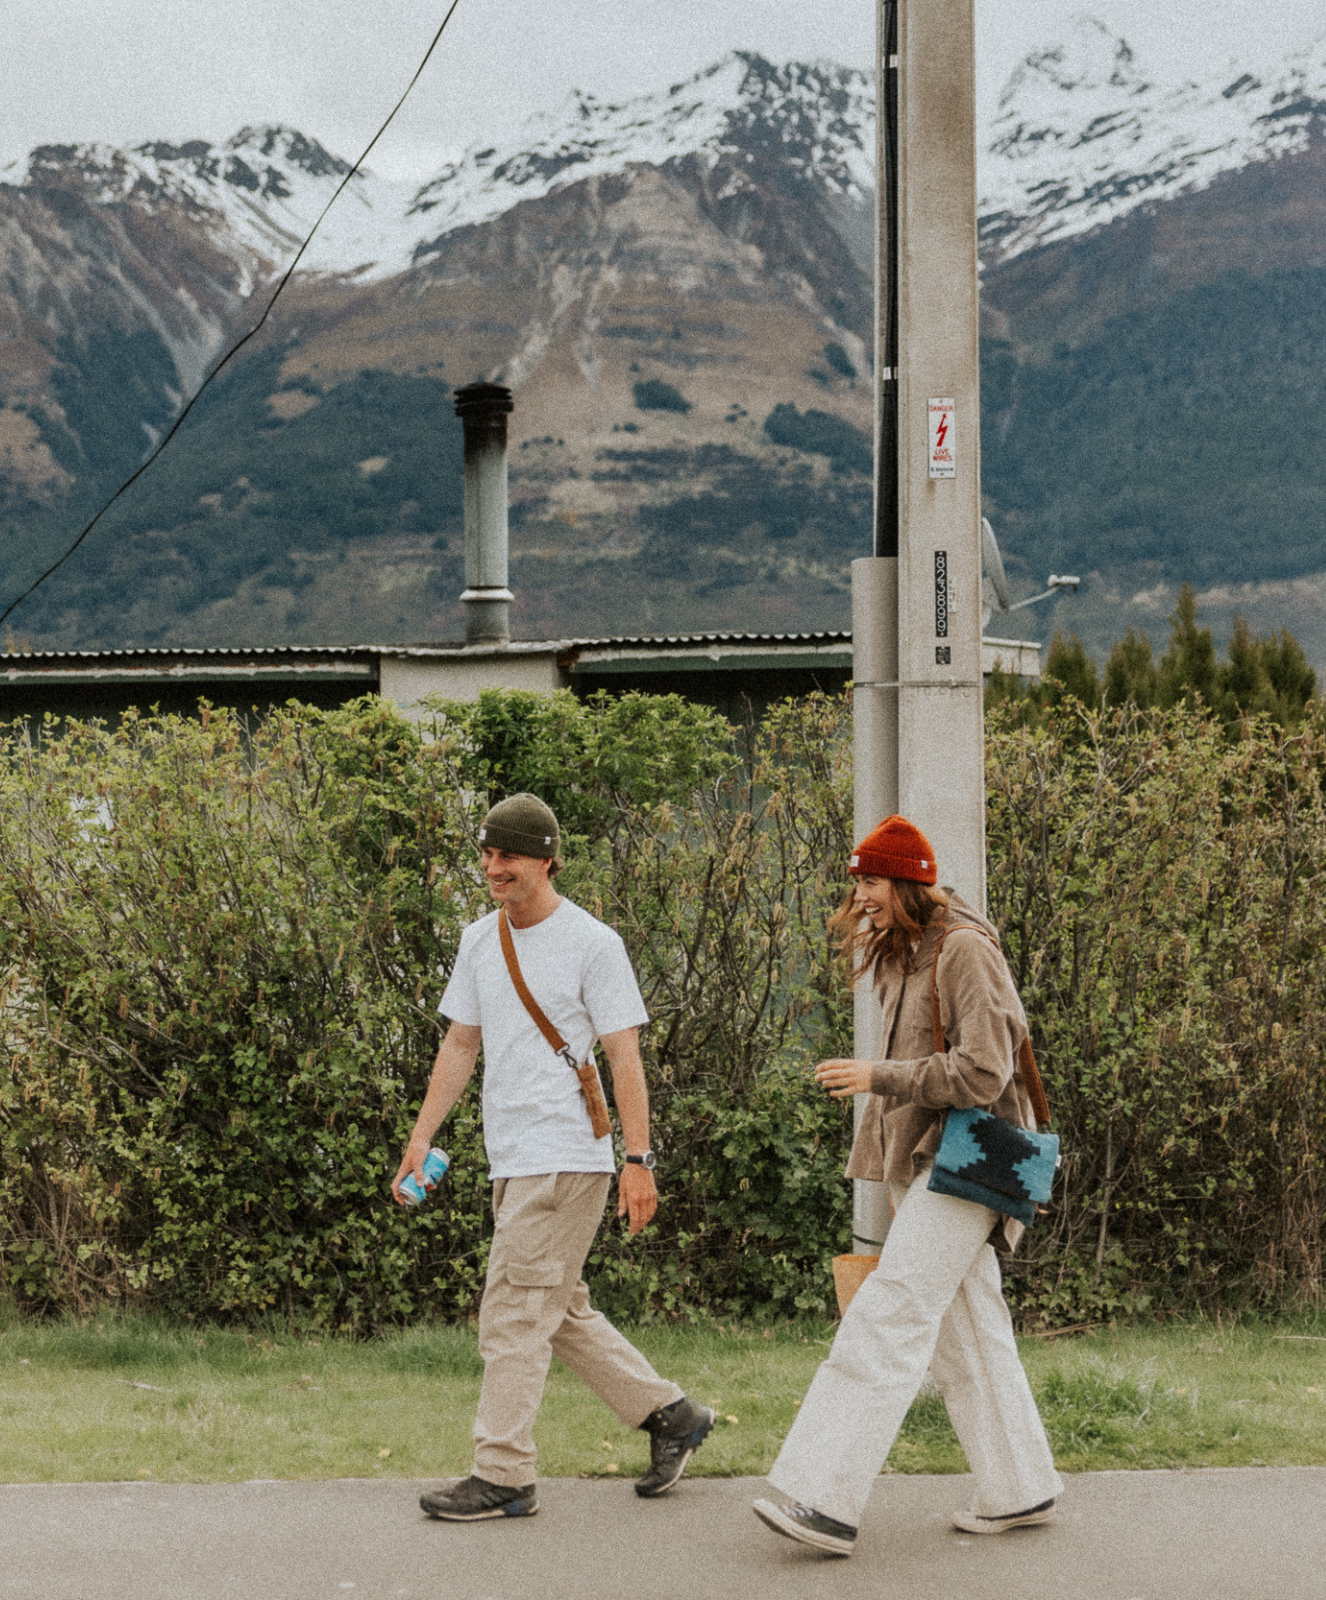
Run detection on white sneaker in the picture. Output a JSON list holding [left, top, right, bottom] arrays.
[[952, 1498, 1056, 1534]]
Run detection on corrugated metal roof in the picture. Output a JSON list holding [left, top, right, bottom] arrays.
[[1, 644, 377, 664], [564, 629, 852, 649], [0, 629, 1039, 692], [1, 631, 854, 667]]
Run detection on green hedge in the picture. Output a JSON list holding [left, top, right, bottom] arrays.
[[988, 700, 1326, 1321], [2, 689, 1324, 1328], [0, 692, 853, 1326]]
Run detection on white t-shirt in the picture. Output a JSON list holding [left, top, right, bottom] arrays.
[[438, 898, 649, 1179]]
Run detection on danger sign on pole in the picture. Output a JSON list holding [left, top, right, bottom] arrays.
[[928, 398, 956, 479]]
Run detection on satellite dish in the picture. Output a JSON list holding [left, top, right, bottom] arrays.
[[980, 518, 1079, 630], [981, 516, 1012, 628]]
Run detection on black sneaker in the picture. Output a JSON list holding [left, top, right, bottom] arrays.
[[752, 1498, 857, 1556], [420, 1475, 538, 1520], [634, 1396, 716, 1497]]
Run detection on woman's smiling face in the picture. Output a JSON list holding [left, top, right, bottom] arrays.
[[852, 873, 903, 929]]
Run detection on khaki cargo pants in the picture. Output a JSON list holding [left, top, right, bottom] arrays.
[[473, 1171, 681, 1487]]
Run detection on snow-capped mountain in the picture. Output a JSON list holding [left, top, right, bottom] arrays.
[[12, 56, 872, 282], [20, 126, 421, 285], [5, 20, 1326, 658], [980, 16, 1326, 261], [15, 24, 1326, 284], [408, 54, 872, 243]]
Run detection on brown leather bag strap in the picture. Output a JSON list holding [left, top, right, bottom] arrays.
[[498, 906, 569, 1059], [928, 926, 958, 1057], [496, 907, 613, 1141], [930, 923, 1052, 1131], [1017, 1037, 1052, 1133]]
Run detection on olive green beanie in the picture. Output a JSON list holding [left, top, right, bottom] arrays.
[[478, 793, 560, 858]]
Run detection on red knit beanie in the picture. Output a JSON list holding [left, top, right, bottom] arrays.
[[849, 814, 938, 884]]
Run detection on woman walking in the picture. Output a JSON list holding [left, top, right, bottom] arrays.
[[753, 814, 1062, 1557]]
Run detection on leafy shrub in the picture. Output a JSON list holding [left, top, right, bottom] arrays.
[[762, 403, 870, 474], [3, 687, 1326, 1328], [0, 691, 855, 1325], [632, 380, 691, 414], [987, 697, 1326, 1318], [0, 700, 492, 1325]]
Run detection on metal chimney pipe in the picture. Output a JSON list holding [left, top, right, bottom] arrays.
[[453, 381, 515, 645]]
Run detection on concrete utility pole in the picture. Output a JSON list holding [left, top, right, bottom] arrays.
[[851, 0, 985, 1255]]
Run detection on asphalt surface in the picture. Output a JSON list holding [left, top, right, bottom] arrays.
[[1, 1469, 1320, 1600]]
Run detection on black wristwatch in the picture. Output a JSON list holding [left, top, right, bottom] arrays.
[[623, 1150, 657, 1170]]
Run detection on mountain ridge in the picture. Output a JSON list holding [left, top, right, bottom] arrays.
[[980, 17, 1326, 263], [2, 23, 1325, 665], [14, 21, 1326, 286]]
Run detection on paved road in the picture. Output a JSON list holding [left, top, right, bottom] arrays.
[[1, 1469, 1319, 1600]]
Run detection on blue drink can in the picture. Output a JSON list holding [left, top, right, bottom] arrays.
[[399, 1147, 450, 1206]]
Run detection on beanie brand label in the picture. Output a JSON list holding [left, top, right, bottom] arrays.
[[934, 550, 949, 638]]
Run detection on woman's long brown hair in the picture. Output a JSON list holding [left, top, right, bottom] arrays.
[[828, 877, 950, 990]]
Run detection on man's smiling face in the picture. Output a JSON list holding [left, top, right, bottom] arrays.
[[481, 846, 551, 909]]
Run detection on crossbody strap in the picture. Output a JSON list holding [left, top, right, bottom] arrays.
[[929, 922, 1052, 1131], [498, 906, 574, 1063], [496, 907, 613, 1140]]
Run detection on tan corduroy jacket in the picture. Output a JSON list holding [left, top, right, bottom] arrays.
[[844, 891, 1037, 1252]]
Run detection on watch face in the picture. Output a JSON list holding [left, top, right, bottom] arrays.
[[642, 1150, 657, 1170]]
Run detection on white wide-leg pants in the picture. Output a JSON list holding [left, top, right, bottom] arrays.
[[768, 1167, 1063, 1528]]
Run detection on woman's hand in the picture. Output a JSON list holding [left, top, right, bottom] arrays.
[[814, 1059, 875, 1098]]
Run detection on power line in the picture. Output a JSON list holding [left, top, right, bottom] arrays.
[[0, 0, 465, 632]]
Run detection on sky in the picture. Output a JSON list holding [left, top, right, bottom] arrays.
[[3, 1, 1324, 182]]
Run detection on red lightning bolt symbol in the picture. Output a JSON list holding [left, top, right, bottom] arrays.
[[935, 413, 949, 450]]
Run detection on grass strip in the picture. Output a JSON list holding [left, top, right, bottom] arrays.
[[1, 1311, 1324, 1484]]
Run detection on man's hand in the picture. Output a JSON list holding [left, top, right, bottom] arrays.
[[599, 1026, 659, 1235], [391, 1021, 481, 1206], [617, 1161, 658, 1234], [391, 1133, 433, 1207], [814, 1059, 875, 1098]]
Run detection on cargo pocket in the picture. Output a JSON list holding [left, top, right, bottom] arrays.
[[506, 1261, 565, 1289], [502, 1258, 566, 1328]]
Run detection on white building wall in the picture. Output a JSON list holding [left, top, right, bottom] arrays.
[[378, 650, 563, 718], [980, 638, 1042, 678]]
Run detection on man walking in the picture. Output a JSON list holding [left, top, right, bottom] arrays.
[[393, 793, 713, 1520]]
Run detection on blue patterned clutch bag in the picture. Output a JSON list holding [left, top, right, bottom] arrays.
[[922, 921, 1060, 1227], [929, 1107, 1059, 1226]]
